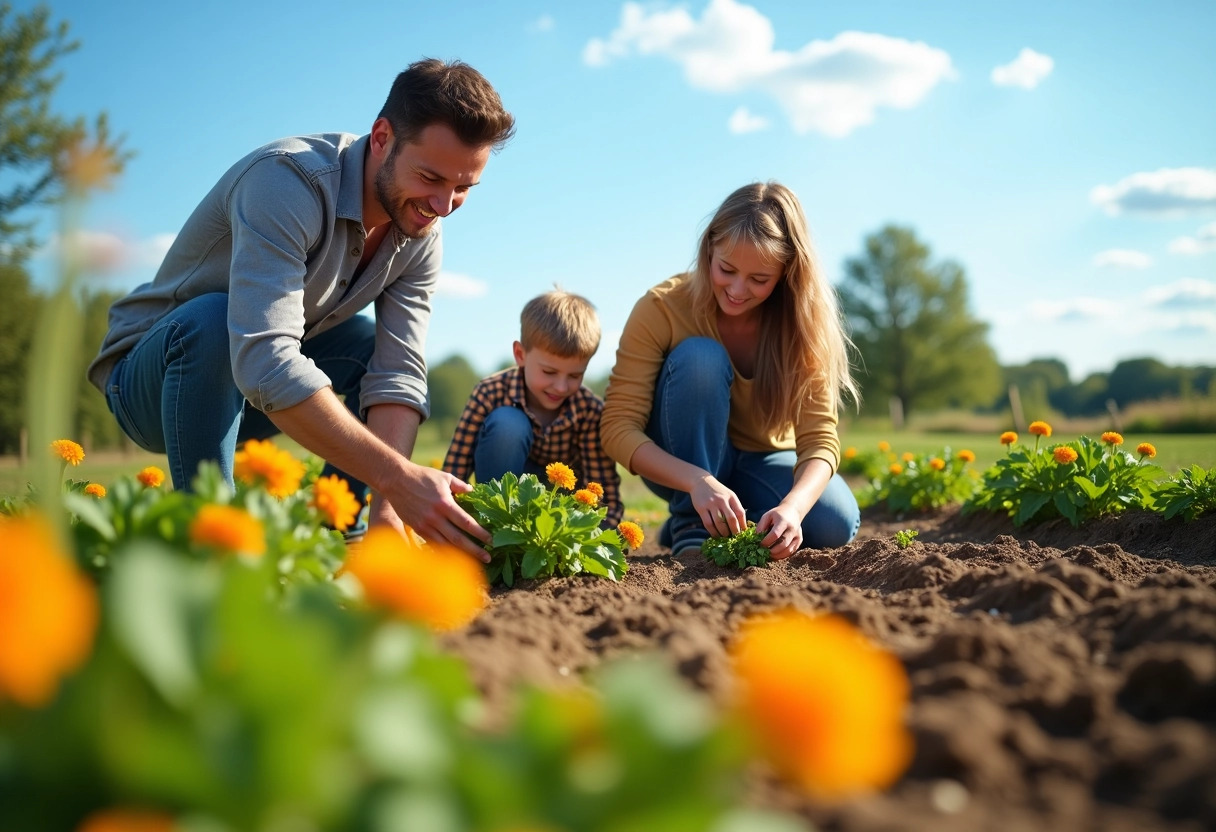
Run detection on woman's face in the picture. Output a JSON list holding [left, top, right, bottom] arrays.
[[709, 239, 783, 320]]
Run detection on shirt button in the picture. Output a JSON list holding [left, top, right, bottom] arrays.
[[351, 246, 361, 256], [339, 279, 348, 287], [264, 403, 274, 412]]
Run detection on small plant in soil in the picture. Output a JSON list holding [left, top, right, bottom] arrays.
[[702, 522, 772, 569], [893, 529, 919, 548], [1151, 462, 1216, 521]]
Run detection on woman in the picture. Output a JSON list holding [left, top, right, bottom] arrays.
[[601, 182, 860, 558]]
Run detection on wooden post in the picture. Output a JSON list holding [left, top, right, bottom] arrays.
[[889, 396, 904, 431], [1008, 384, 1025, 433], [1106, 398, 1123, 433]]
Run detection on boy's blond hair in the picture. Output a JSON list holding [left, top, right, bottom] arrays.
[[519, 289, 601, 360]]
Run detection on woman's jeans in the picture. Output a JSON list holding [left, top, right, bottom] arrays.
[[104, 292, 374, 506], [643, 337, 860, 549]]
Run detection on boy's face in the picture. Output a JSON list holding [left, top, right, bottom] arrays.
[[513, 341, 589, 416]]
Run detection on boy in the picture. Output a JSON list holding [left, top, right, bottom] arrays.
[[444, 290, 623, 525]]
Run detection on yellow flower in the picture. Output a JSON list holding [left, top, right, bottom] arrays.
[[929, 457, 945, 471], [1101, 431, 1124, 446], [84, 483, 106, 498], [545, 461, 577, 490], [877, 440, 891, 453], [51, 439, 85, 466], [731, 609, 912, 798], [1136, 442, 1157, 459], [234, 439, 306, 498], [958, 449, 976, 463], [1053, 446, 1078, 465], [574, 488, 599, 507], [888, 463, 903, 476], [843, 447, 858, 459], [189, 505, 265, 557], [311, 475, 362, 531], [76, 809, 178, 832], [999, 431, 1018, 446], [618, 521, 645, 550], [341, 528, 487, 631], [587, 481, 605, 499], [137, 466, 165, 488], [1028, 421, 1052, 437], [0, 514, 99, 707]]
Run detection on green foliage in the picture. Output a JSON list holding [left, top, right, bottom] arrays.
[[965, 435, 1162, 527], [1151, 464, 1216, 522], [456, 471, 629, 586], [838, 224, 1001, 419], [861, 448, 979, 513], [702, 522, 772, 569], [426, 353, 482, 441], [0, 264, 40, 453], [893, 529, 919, 548], [838, 444, 887, 479]]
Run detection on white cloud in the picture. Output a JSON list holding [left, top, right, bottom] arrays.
[[1091, 167, 1216, 217], [529, 14, 555, 33], [584, 0, 956, 137], [1168, 220, 1216, 255], [1092, 249, 1152, 269], [38, 229, 174, 274], [1143, 278, 1216, 309], [990, 48, 1054, 89], [136, 233, 176, 267], [1028, 297, 1121, 323], [727, 106, 769, 134], [434, 271, 488, 298]]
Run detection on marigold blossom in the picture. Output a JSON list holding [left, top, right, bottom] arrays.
[[618, 521, 645, 550], [1136, 442, 1157, 459], [545, 461, 577, 490], [843, 447, 858, 460], [1101, 431, 1124, 446], [999, 431, 1018, 446], [51, 439, 85, 466], [929, 458, 945, 471], [1028, 421, 1052, 437], [341, 528, 487, 630], [902, 452, 914, 463], [958, 449, 976, 463], [76, 808, 177, 832], [310, 475, 362, 531], [888, 463, 903, 476], [574, 488, 599, 507], [1053, 446, 1079, 465], [189, 505, 265, 557], [84, 483, 106, 498], [587, 481, 605, 500], [0, 514, 99, 707], [137, 466, 165, 488], [233, 438, 306, 498], [731, 609, 913, 798], [877, 441, 891, 453]]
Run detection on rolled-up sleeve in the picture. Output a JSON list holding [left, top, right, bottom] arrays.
[[600, 292, 672, 473], [226, 156, 332, 412]]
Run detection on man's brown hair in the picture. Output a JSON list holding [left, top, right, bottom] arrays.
[[379, 58, 515, 149]]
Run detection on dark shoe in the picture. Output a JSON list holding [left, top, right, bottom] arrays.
[[671, 526, 708, 558], [659, 516, 674, 548]]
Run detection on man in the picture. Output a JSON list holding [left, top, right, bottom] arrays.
[[87, 58, 514, 558]]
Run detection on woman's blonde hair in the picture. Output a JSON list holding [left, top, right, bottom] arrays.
[[689, 182, 859, 434]]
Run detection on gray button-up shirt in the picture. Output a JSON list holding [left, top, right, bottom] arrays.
[[87, 133, 439, 418]]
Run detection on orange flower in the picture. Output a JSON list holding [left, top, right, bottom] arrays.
[[84, 483, 107, 498], [51, 439, 85, 466], [1136, 442, 1157, 459], [341, 528, 487, 630], [1028, 421, 1052, 437], [843, 447, 858, 460], [731, 609, 912, 798], [1053, 446, 1078, 465], [877, 441, 891, 453], [233, 439, 305, 498], [958, 449, 976, 463], [618, 521, 645, 550], [586, 481, 605, 500], [0, 514, 98, 707], [137, 466, 165, 488], [189, 505, 265, 557], [1101, 431, 1124, 446], [929, 458, 945, 471], [545, 461, 576, 491], [888, 463, 903, 476], [901, 452, 914, 463], [77, 809, 177, 832], [574, 488, 599, 507], [999, 431, 1018, 446], [311, 475, 362, 531]]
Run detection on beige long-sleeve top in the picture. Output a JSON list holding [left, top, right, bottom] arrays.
[[600, 274, 841, 475]]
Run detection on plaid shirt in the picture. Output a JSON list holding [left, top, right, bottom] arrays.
[[443, 367, 623, 525]]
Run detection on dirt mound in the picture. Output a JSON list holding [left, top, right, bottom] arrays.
[[441, 508, 1216, 831]]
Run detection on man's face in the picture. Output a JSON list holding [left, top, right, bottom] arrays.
[[374, 122, 492, 239]]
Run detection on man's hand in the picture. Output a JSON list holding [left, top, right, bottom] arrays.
[[378, 461, 491, 561]]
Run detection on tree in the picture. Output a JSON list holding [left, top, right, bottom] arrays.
[[838, 225, 1001, 420], [0, 264, 40, 452], [426, 354, 481, 442]]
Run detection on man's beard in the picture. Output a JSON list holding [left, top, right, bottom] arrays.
[[374, 147, 437, 240]]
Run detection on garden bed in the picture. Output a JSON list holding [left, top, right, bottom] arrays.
[[442, 507, 1216, 832]]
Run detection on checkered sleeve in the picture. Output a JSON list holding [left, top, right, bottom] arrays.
[[577, 393, 624, 527], [442, 376, 499, 482]]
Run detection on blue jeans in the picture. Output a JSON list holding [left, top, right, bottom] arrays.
[[104, 292, 374, 507], [643, 337, 860, 549], [473, 406, 545, 483]]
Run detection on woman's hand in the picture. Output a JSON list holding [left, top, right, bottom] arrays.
[[757, 503, 805, 560], [691, 474, 747, 538]]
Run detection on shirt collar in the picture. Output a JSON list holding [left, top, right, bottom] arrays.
[[336, 134, 368, 225]]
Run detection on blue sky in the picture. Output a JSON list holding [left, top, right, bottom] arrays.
[[23, 0, 1216, 384]]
